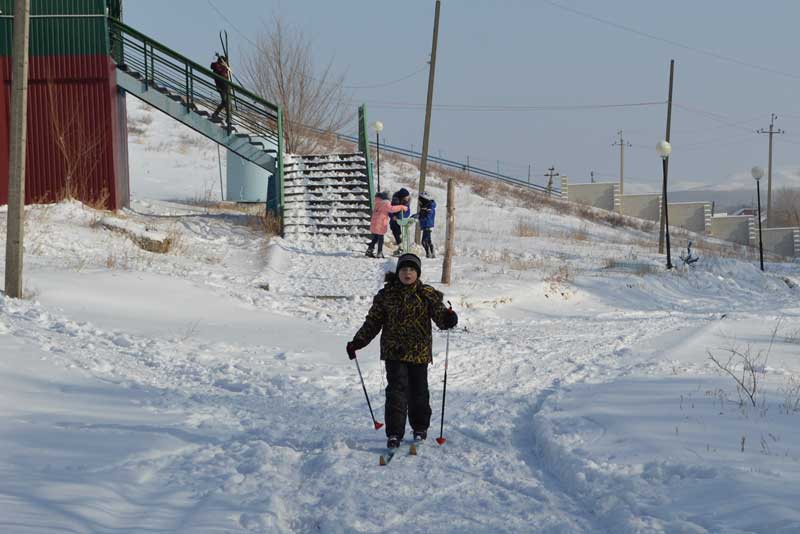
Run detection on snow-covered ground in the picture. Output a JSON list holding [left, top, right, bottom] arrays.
[[1, 99, 800, 533]]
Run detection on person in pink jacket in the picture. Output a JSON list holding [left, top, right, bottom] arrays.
[[366, 192, 406, 258]]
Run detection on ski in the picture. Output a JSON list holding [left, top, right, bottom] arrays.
[[378, 438, 427, 465], [379, 447, 399, 466]]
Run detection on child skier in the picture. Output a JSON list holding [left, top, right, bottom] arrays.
[[418, 191, 437, 258], [366, 192, 406, 258], [347, 253, 458, 449]]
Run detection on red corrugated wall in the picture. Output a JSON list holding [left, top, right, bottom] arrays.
[[0, 55, 128, 209]]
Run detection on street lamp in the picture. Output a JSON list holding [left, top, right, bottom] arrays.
[[751, 166, 765, 271], [656, 140, 673, 269], [372, 120, 383, 193]]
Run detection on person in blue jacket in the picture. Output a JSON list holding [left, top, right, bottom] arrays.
[[389, 188, 411, 249], [418, 191, 437, 258]]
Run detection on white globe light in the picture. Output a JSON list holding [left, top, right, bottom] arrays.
[[656, 140, 672, 158], [751, 166, 764, 181], [372, 121, 384, 132]]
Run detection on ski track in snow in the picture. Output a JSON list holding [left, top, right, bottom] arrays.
[[3, 101, 800, 532], [4, 218, 792, 533]]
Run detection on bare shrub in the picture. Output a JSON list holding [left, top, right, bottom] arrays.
[[165, 224, 188, 256], [127, 111, 153, 136], [772, 187, 800, 228], [544, 263, 572, 286], [569, 225, 589, 241], [708, 321, 781, 408], [779, 376, 800, 414], [241, 16, 351, 154], [508, 257, 545, 271], [513, 218, 540, 237], [46, 76, 106, 205], [470, 180, 494, 197]]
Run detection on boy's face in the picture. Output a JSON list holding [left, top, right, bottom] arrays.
[[398, 266, 418, 285]]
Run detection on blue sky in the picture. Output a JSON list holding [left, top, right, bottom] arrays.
[[125, 0, 800, 194]]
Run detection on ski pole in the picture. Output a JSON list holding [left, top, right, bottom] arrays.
[[354, 356, 383, 430], [436, 302, 453, 445]]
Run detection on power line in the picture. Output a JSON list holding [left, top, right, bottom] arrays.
[[357, 99, 666, 112], [539, 0, 800, 81], [673, 103, 758, 133]]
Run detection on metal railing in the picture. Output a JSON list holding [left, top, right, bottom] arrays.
[[108, 18, 281, 147], [334, 130, 558, 196]]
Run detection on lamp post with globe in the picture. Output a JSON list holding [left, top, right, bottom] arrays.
[[657, 140, 673, 269], [751, 166, 765, 271]]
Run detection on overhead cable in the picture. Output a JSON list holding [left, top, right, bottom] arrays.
[[540, 0, 800, 81]]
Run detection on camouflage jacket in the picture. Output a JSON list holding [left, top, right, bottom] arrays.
[[353, 276, 451, 364]]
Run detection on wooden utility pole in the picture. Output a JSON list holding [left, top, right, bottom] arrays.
[[441, 178, 455, 284], [416, 0, 441, 244], [544, 166, 559, 196], [612, 130, 631, 196], [658, 60, 674, 255], [5, 0, 31, 299], [757, 113, 784, 228]]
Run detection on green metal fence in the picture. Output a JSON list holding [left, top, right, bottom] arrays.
[[358, 104, 375, 211]]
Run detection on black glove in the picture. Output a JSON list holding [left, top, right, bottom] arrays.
[[443, 309, 458, 330], [346, 339, 366, 360]]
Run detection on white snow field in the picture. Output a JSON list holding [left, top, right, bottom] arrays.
[[1, 100, 800, 533]]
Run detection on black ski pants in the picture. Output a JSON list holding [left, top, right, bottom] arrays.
[[384, 360, 431, 439], [421, 228, 433, 255], [389, 219, 402, 245], [368, 233, 384, 254]]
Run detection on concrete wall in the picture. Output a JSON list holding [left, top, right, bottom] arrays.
[[561, 177, 618, 212], [758, 227, 800, 258], [709, 215, 753, 246], [668, 202, 712, 234], [621, 194, 661, 221]]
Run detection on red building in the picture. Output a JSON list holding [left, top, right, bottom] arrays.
[[1, 0, 128, 209]]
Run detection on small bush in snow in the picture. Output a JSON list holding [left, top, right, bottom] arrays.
[[708, 322, 781, 408], [513, 218, 540, 237], [784, 327, 800, 345], [779, 376, 800, 414]]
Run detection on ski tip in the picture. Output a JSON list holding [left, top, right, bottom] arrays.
[[374, 422, 384, 430], [379, 455, 387, 466], [436, 437, 446, 446]]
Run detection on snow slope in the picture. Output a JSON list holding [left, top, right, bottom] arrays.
[[1, 99, 800, 533]]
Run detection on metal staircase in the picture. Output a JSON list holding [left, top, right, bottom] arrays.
[[283, 153, 373, 238], [108, 19, 285, 213]]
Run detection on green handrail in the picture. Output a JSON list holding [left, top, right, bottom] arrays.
[[277, 108, 285, 235], [108, 18, 281, 144], [358, 105, 375, 211]]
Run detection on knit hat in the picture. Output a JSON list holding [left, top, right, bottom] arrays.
[[419, 191, 432, 201], [396, 253, 422, 277], [398, 188, 410, 198], [376, 191, 389, 200]]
